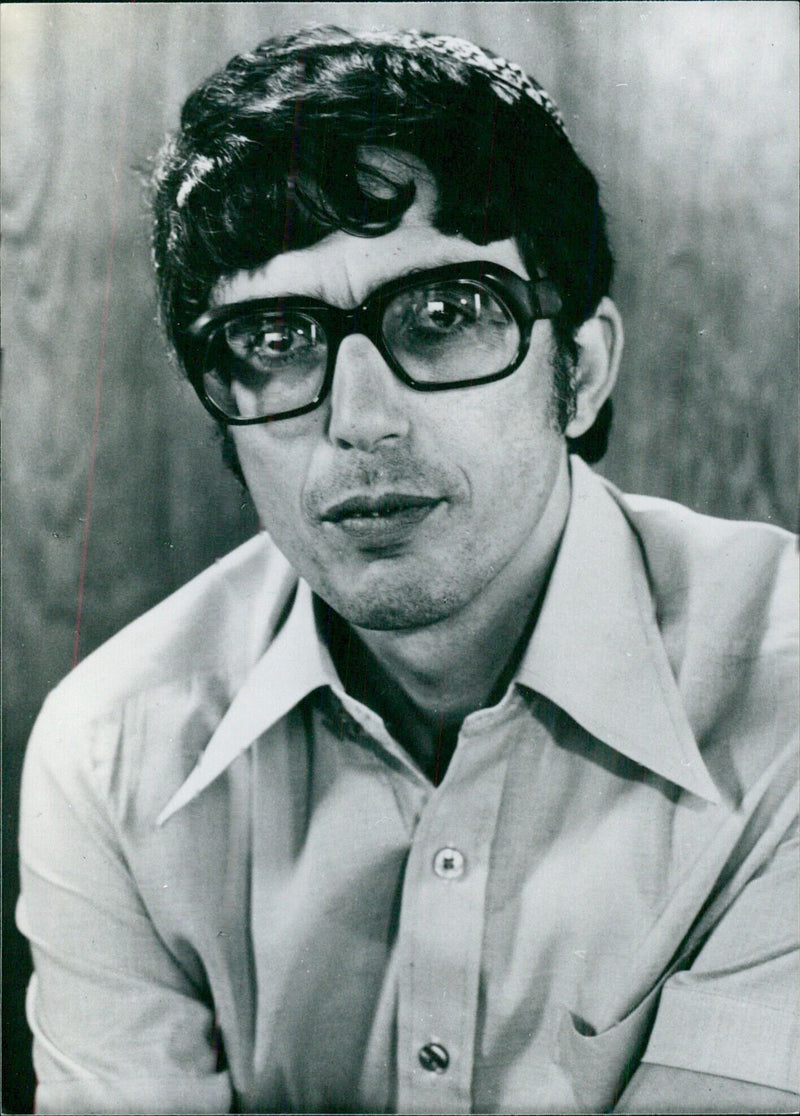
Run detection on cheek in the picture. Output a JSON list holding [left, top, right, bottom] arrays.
[[455, 360, 560, 475], [231, 425, 314, 532]]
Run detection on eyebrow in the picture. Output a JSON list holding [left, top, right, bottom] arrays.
[[227, 262, 458, 310]]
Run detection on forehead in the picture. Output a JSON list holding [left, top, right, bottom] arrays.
[[210, 159, 528, 310]]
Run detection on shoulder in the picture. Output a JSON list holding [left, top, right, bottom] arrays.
[[44, 532, 295, 724], [611, 483, 797, 657], [22, 532, 298, 818], [599, 474, 798, 798]]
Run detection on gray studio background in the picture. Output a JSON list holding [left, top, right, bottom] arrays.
[[2, 3, 798, 1110]]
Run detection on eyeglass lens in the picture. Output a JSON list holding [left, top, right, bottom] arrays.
[[202, 278, 522, 420]]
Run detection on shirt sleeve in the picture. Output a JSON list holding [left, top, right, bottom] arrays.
[[623, 823, 799, 1103], [16, 696, 233, 1115]]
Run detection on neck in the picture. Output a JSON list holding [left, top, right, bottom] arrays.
[[327, 455, 572, 779]]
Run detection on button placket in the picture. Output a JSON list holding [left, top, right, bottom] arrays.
[[395, 738, 510, 1113]]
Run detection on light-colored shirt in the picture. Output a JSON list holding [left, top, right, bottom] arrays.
[[18, 457, 799, 1114]]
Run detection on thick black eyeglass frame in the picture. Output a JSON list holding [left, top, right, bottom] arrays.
[[185, 261, 563, 424]]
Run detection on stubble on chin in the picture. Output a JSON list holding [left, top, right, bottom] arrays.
[[302, 555, 458, 631]]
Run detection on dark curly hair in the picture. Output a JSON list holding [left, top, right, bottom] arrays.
[[151, 26, 615, 461]]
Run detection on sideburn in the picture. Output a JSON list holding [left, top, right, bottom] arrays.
[[551, 333, 579, 433]]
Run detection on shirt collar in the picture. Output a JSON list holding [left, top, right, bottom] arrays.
[[157, 579, 338, 824], [158, 457, 718, 824], [514, 457, 719, 802]]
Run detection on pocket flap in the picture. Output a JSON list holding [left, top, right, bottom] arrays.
[[556, 989, 661, 1111]]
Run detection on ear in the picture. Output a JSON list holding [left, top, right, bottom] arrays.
[[564, 297, 624, 439]]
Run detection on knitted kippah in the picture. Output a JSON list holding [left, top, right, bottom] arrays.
[[359, 29, 566, 133]]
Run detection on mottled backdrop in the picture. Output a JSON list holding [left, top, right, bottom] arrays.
[[2, 3, 797, 1110]]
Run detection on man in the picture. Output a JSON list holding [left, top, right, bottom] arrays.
[[17, 26, 798, 1114]]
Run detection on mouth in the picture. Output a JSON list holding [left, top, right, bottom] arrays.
[[322, 492, 441, 522], [319, 492, 444, 544]]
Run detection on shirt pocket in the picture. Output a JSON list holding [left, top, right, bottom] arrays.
[[555, 987, 661, 1112]]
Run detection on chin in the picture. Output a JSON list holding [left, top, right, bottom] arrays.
[[316, 579, 463, 631]]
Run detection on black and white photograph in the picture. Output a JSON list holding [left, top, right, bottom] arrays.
[[2, 3, 798, 1112]]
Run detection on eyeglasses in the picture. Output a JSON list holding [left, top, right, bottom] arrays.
[[185, 261, 562, 424]]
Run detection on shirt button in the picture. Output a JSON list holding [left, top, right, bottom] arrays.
[[433, 847, 465, 879], [418, 1042, 450, 1073]]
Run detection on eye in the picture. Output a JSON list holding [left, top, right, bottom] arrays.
[[224, 313, 322, 368], [412, 291, 479, 333], [384, 281, 510, 352]]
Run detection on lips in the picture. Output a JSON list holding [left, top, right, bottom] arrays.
[[321, 492, 442, 523], [319, 491, 443, 545]]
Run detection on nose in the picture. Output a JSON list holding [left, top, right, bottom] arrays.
[[327, 334, 411, 451]]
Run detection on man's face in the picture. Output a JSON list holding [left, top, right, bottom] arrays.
[[212, 171, 570, 631]]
